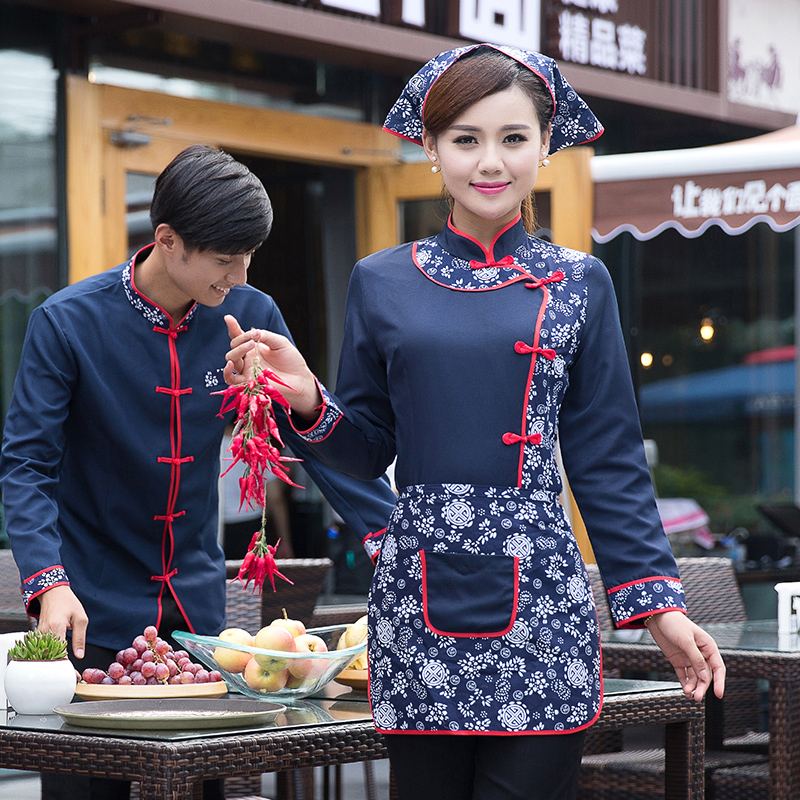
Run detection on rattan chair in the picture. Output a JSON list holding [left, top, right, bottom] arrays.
[[0, 549, 33, 633], [225, 557, 334, 631], [579, 557, 768, 800]]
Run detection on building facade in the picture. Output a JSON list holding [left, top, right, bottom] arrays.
[[2, 0, 798, 546]]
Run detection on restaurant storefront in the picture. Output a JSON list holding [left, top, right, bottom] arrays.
[[1, 0, 796, 550], [593, 130, 800, 539]]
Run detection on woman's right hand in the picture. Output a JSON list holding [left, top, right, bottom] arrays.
[[223, 315, 322, 419]]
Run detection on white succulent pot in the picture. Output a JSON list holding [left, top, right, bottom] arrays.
[[4, 658, 77, 715]]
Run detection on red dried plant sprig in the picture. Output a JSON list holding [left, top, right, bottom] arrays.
[[236, 532, 293, 595], [214, 346, 301, 594], [216, 369, 302, 505]]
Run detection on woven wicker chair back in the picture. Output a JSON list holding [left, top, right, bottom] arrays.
[[0, 549, 31, 633], [225, 557, 333, 631], [587, 556, 747, 630]]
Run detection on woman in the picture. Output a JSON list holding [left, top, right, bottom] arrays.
[[225, 44, 725, 800]]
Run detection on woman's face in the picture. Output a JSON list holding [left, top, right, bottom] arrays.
[[422, 85, 551, 243]]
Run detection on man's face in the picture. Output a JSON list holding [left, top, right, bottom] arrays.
[[166, 237, 254, 310]]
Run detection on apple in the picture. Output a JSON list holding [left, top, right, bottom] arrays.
[[285, 671, 311, 689], [288, 633, 328, 680], [213, 627, 254, 674], [269, 609, 305, 638], [243, 657, 289, 692], [253, 624, 296, 670]]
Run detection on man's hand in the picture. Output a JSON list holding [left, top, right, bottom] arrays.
[[38, 585, 88, 660], [645, 610, 726, 702], [223, 315, 322, 418]]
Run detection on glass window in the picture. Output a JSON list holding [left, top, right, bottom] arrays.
[[85, 29, 405, 125], [0, 5, 60, 544], [600, 223, 795, 537], [0, 46, 59, 422], [126, 172, 157, 257]]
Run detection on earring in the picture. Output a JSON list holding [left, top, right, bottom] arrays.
[[540, 158, 550, 167], [431, 164, 440, 173]]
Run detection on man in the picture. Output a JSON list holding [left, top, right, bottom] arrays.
[[0, 145, 394, 800]]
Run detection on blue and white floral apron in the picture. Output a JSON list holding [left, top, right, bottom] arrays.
[[367, 483, 602, 734]]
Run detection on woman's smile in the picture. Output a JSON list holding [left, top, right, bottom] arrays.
[[472, 181, 511, 195]]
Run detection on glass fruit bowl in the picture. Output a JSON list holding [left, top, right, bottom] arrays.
[[172, 626, 366, 702]]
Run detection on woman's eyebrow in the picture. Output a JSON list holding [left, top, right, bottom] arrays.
[[448, 123, 533, 132]]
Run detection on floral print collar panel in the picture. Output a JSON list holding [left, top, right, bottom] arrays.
[[412, 215, 564, 292], [122, 244, 199, 329]]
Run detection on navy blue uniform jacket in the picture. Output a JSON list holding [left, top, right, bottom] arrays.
[[0, 248, 395, 650]]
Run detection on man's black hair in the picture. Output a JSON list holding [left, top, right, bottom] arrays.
[[150, 144, 272, 254]]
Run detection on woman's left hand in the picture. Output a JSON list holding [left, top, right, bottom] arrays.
[[645, 610, 726, 702]]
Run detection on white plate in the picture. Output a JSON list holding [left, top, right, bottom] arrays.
[[54, 697, 284, 730]]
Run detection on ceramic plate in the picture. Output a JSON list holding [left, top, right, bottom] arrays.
[[334, 669, 368, 692], [75, 681, 227, 701], [54, 697, 285, 730]]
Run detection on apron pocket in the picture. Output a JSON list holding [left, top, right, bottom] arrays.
[[421, 550, 519, 637]]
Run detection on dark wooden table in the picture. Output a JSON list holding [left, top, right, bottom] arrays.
[[601, 620, 800, 800], [0, 681, 703, 800]]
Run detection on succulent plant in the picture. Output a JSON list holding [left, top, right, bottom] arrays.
[[8, 629, 68, 661]]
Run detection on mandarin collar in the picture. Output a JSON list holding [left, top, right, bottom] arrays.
[[437, 215, 529, 265], [123, 244, 198, 329], [413, 216, 549, 291]]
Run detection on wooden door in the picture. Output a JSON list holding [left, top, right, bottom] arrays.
[[65, 76, 402, 283]]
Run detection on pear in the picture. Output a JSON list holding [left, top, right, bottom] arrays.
[[337, 615, 369, 669]]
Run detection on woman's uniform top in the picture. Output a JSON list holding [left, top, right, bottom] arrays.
[[294, 216, 687, 735], [0, 246, 395, 652]]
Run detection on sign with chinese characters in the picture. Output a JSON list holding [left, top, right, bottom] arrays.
[[593, 167, 800, 242], [457, 0, 541, 51], [671, 178, 800, 223], [545, 0, 648, 77]]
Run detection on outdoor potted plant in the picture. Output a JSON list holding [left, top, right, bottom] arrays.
[[4, 630, 77, 714]]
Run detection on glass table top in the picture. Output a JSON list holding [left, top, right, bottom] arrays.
[[603, 618, 800, 653], [0, 677, 682, 741]]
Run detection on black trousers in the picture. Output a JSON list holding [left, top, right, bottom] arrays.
[[41, 595, 226, 800], [385, 729, 587, 800]]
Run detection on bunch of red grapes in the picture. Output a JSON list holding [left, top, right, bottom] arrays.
[[80, 626, 223, 686]]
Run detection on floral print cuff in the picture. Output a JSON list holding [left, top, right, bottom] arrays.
[[608, 575, 687, 629], [363, 528, 386, 565], [22, 566, 69, 615], [290, 380, 343, 443]]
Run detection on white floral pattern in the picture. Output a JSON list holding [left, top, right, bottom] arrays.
[[367, 484, 601, 733], [383, 44, 603, 155], [22, 566, 68, 608]]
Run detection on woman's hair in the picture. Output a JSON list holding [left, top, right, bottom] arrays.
[[423, 48, 553, 233], [150, 144, 273, 254]]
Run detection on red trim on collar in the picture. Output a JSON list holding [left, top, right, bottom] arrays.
[[446, 214, 522, 262], [129, 243, 197, 329]]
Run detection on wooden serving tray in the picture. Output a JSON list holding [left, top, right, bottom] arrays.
[[334, 669, 367, 692], [75, 680, 228, 701]]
